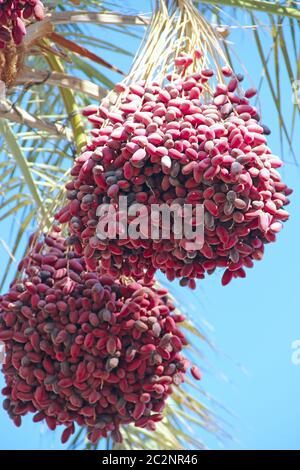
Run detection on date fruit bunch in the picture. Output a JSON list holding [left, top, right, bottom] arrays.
[[56, 52, 292, 288], [0, 230, 200, 444], [0, 1, 44, 48]]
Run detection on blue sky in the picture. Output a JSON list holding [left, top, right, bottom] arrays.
[[0, 0, 299, 450]]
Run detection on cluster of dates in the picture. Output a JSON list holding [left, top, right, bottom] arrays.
[[57, 54, 291, 288], [0, 1, 44, 47], [0, 231, 200, 444], [1, 47, 291, 445]]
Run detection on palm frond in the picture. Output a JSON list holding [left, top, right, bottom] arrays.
[[200, 0, 300, 20]]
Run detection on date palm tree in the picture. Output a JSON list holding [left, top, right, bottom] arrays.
[[0, 0, 299, 450]]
